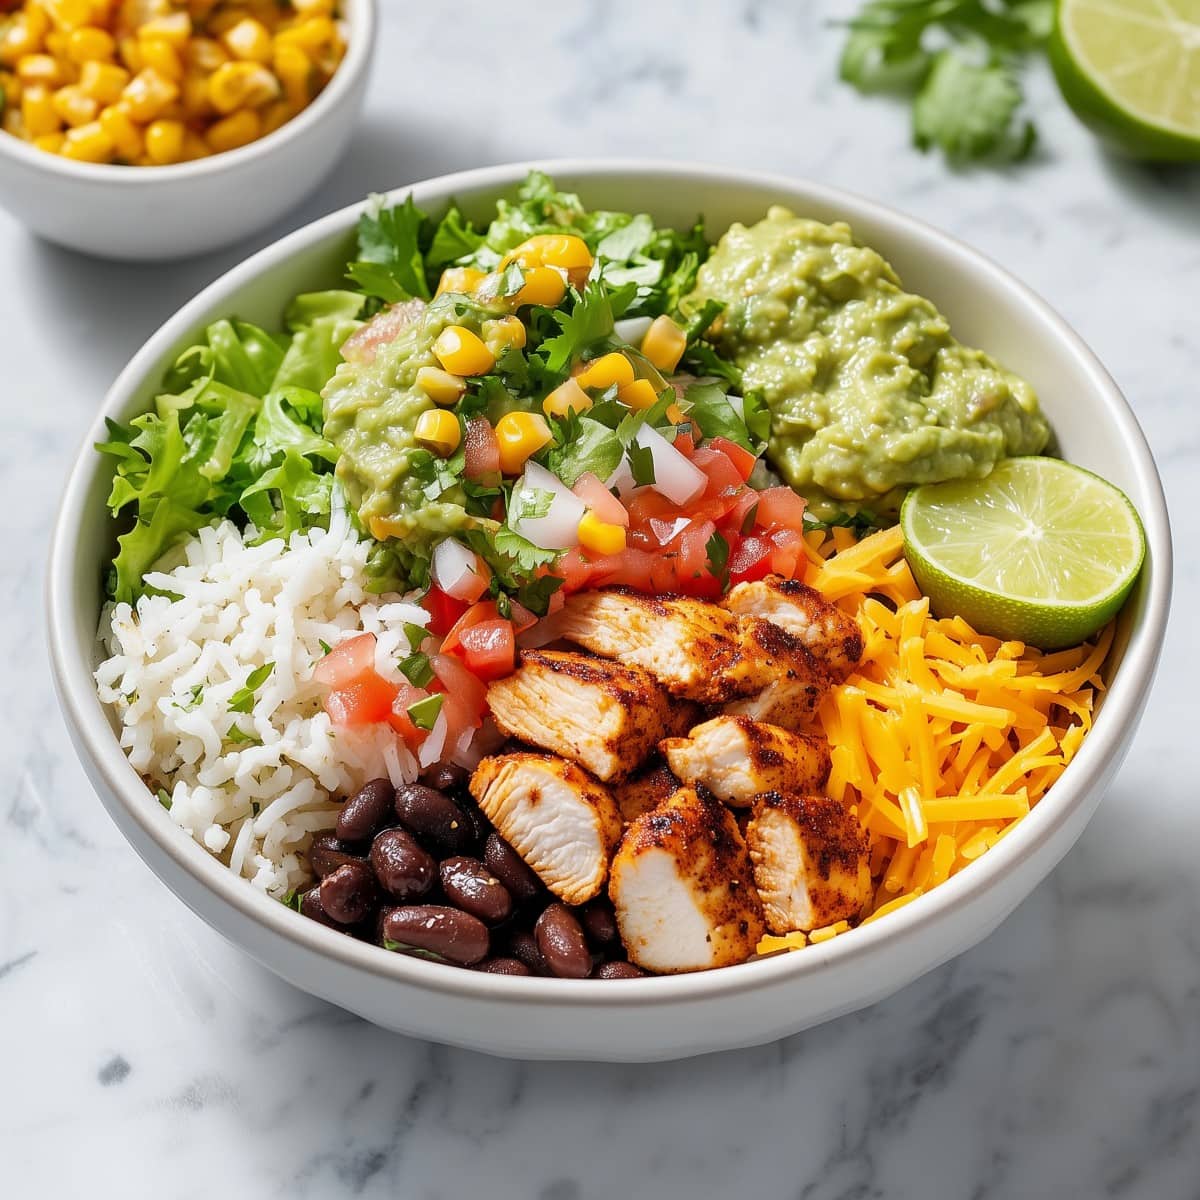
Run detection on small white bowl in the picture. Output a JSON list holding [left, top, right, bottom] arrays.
[[0, 0, 375, 260], [46, 161, 1172, 1061]]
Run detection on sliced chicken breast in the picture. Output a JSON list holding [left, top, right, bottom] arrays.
[[609, 787, 765, 973], [611, 762, 680, 826], [723, 618, 831, 731], [746, 792, 872, 934], [661, 715, 831, 807], [724, 576, 863, 680], [487, 650, 675, 782], [470, 753, 622, 904]]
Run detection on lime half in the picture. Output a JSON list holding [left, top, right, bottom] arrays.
[[1050, 0, 1200, 162], [901, 458, 1145, 650]]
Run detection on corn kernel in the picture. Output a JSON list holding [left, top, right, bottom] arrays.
[[260, 96, 294, 134], [292, 0, 335, 15], [665, 402, 687, 425], [79, 59, 128, 103], [52, 83, 97, 126], [143, 115, 183, 163], [138, 12, 192, 48], [208, 59, 277, 112], [116, 34, 141, 73], [503, 233, 593, 287], [542, 378, 592, 420], [618, 379, 661, 411], [415, 366, 467, 407], [640, 314, 687, 374], [2, 106, 24, 136], [435, 266, 485, 297], [184, 36, 227, 73], [45, 0, 93, 31], [205, 105, 259, 152], [1, 14, 47, 67], [576, 351, 634, 391], [0, 69, 22, 105], [495, 412, 552, 475], [275, 16, 335, 51], [139, 36, 182, 80], [33, 130, 65, 152], [17, 54, 64, 87], [21, 85, 62, 136], [181, 129, 209, 160], [178, 68, 211, 118], [66, 25, 114, 63], [482, 316, 526, 356], [206, 6, 253, 37], [578, 511, 626, 556], [121, 67, 177, 121], [60, 118, 113, 161], [222, 16, 271, 63], [44, 29, 69, 60], [98, 100, 141, 158], [513, 266, 567, 308], [433, 326, 495, 377], [272, 40, 310, 106], [413, 409, 462, 458]]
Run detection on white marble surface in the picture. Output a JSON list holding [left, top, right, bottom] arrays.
[[4, 1, 1199, 1195]]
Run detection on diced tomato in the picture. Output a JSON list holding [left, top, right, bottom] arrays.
[[626, 488, 681, 531], [672, 520, 722, 597], [552, 549, 592, 594], [387, 681, 432, 748], [314, 632, 377, 689], [728, 534, 774, 584], [507, 599, 538, 634], [455, 620, 516, 681], [572, 472, 629, 527], [326, 671, 399, 727], [755, 486, 807, 534], [722, 488, 762, 535], [440, 600, 499, 656], [432, 653, 488, 728], [708, 436, 758, 482], [464, 417, 501, 481], [673, 429, 696, 457], [768, 528, 806, 579], [422, 586, 471, 637], [691, 446, 746, 497]]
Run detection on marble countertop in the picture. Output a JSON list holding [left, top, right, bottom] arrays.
[[5, 2, 1198, 1195]]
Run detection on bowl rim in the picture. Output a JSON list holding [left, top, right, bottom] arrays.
[[0, 0, 376, 184], [46, 158, 1173, 1007]]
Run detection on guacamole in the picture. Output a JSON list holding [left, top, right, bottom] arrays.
[[691, 208, 1050, 519]]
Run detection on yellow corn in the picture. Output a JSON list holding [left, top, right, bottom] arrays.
[[2, 106, 23, 136], [32, 130, 65, 152], [578, 511, 626, 555], [292, 0, 335, 15], [116, 33, 141, 73], [1, 14, 47, 67], [79, 58, 128, 102], [513, 266, 567, 308], [272, 40, 310, 105], [665, 401, 686, 425], [260, 97, 294, 134], [275, 16, 335, 51], [433, 325, 495, 377], [413, 409, 462, 457], [181, 129, 209, 160], [45, 0, 93, 31], [179, 67, 211, 117], [503, 233, 593, 287], [495, 412, 552, 475], [482, 315, 526, 356], [0, 69, 22, 105], [207, 58, 277, 111], [138, 35, 181, 80], [618, 378, 661, 411], [222, 16, 271, 63], [542, 378, 592, 419], [204, 105, 259, 151], [52, 83, 97, 125], [143, 115, 182, 162], [435, 265, 485, 297], [98, 100, 141, 158], [415, 365, 466, 407], [137, 13, 192, 48], [21, 85, 62, 136], [121, 66, 177, 120], [641, 314, 687, 374], [66, 24, 114, 63], [184, 35, 226, 72], [576, 351, 634, 391], [60, 118, 113, 160], [17, 53, 64, 86]]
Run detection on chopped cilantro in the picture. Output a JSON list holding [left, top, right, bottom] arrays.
[[403, 621, 430, 650], [520, 487, 556, 521], [627, 442, 656, 487], [426, 204, 485, 270], [174, 682, 205, 711], [227, 662, 274, 714], [157, 788, 172, 811], [740, 502, 760, 536], [407, 693, 444, 731], [398, 651, 435, 688], [543, 414, 624, 488], [706, 531, 731, 590], [347, 194, 431, 301], [225, 723, 262, 746], [318, 639, 333, 655]]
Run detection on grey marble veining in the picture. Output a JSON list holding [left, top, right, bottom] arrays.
[[3, 2, 1198, 1196]]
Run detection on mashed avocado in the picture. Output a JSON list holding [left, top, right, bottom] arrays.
[[691, 208, 1050, 519], [323, 296, 488, 549]]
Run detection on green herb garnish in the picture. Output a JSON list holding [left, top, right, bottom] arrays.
[[406, 693, 445, 732], [398, 652, 435, 688], [228, 662, 274, 714]]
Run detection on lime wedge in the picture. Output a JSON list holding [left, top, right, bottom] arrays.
[[1050, 0, 1200, 161], [900, 458, 1145, 650]]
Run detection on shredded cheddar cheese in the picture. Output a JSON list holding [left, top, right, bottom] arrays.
[[754, 523, 1113, 956]]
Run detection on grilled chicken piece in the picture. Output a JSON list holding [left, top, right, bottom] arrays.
[[557, 590, 750, 703], [723, 618, 831, 732], [470, 753, 622, 904], [746, 792, 872, 934], [661, 715, 831, 807], [487, 650, 675, 782], [609, 787, 765, 973], [724, 576, 863, 681], [612, 762, 680, 826]]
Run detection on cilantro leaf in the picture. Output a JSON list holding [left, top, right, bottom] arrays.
[[685, 382, 756, 450], [426, 204, 485, 270], [515, 574, 564, 617], [398, 652, 435, 688], [742, 388, 772, 444], [349, 194, 431, 301], [705, 531, 731, 590], [537, 281, 636, 374], [319, 639, 332, 655], [490, 527, 560, 574], [627, 442, 656, 487], [157, 788, 172, 811], [407, 693, 444, 731], [543, 415, 624, 487], [225, 723, 262, 746], [519, 488, 556, 521], [403, 621, 430, 650], [228, 662, 274, 714]]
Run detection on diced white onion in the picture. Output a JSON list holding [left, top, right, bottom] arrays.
[[614, 316, 653, 346], [510, 461, 586, 550], [635, 424, 707, 506], [432, 538, 486, 602], [726, 393, 745, 423]]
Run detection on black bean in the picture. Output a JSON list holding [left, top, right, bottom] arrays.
[[421, 762, 469, 793], [578, 897, 619, 948], [308, 832, 362, 878], [483, 832, 542, 902], [381, 905, 489, 966], [337, 778, 395, 842], [319, 861, 378, 925], [394, 784, 474, 855], [506, 930, 548, 976], [535, 903, 591, 979], [298, 887, 339, 928], [439, 856, 513, 924], [477, 957, 532, 976], [594, 961, 646, 980], [370, 828, 437, 900]]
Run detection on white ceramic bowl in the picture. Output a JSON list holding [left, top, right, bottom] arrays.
[[46, 161, 1172, 1061], [0, 0, 375, 260]]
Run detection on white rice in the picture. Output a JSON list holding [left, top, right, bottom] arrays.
[[95, 509, 446, 897]]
